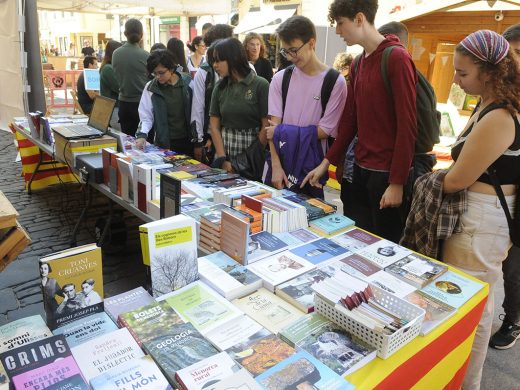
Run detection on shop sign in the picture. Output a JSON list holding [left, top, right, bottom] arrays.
[[262, 0, 300, 4], [160, 16, 181, 24]]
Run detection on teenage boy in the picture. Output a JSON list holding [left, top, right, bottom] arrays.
[[489, 23, 520, 350], [266, 16, 347, 198], [302, 0, 417, 242], [76, 56, 99, 114]]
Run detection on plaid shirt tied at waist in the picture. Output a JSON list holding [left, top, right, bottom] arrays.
[[400, 169, 467, 259]]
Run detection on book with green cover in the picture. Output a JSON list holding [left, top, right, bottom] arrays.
[[0, 315, 51, 353], [279, 313, 332, 347]]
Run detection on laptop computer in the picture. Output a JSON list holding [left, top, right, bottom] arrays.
[[53, 96, 116, 140]]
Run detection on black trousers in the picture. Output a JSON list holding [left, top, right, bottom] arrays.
[[502, 245, 520, 323], [170, 137, 194, 158], [118, 101, 140, 136], [346, 164, 409, 243]]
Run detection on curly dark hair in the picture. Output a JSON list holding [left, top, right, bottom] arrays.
[[243, 32, 267, 60], [146, 49, 176, 74], [455, 45, 520, 115], [203, 24, 234, 47], [328, 0, 378, 26]]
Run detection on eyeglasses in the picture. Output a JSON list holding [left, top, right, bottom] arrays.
[[152, 69, 170, 77], [279, 41, 307, 59]]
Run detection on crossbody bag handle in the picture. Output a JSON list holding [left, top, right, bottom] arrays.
[[486, 166, 515, 234]]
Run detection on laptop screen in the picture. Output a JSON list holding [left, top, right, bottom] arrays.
[[88, 96, 116, 132]]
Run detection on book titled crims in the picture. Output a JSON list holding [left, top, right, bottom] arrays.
[[39, 243, 104, 330], [139, 215, 198, 297]]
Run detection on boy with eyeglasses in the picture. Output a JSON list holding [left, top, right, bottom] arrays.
[[265, 15, 347, 198], [302, 0, 417, 243]]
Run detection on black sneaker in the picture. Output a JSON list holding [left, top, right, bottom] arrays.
[[489, 315, 520, 350]]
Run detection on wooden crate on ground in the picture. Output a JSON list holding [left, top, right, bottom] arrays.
[[0, 192, 31, 272]]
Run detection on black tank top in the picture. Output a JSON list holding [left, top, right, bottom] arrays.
[[451, 103, 520, 185]]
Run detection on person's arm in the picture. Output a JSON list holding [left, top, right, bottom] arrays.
[[135, 84, 153, 149], [190, 69, 207, 143], [444, 110, 515, 193]]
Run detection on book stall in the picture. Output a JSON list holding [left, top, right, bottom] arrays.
[[0, 116, 488, 390]]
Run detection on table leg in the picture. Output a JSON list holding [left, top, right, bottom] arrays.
[[97, 199, 114, 247], [70, 185, 92, 247], [27, 150, 44, 195]]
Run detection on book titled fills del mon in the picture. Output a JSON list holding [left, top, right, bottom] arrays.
[[39, 243, 104, 330]]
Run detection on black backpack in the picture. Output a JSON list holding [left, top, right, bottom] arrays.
[[353, 46, 441, 154], [281, 65, 341, 121]]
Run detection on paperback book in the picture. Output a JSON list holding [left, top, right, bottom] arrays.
[[39, 243, 104, 329], [46, 374, 89, 390], [0, 315, 51, 353], [220, 209, 250, 264], [157, 281, 243, 335], [330, 228, 380, 252], [404, 291, 457, 335], [309, 214, 355, 236], [175, 352, 240, 390], [103, 286, 155, 324], [246, 231, 289, 264], [207, 369, 260, 390], [332, 254, 381, 279], [279, 313, 333, 347], [204, 315, 270, 352], [290, 238, 349, 265], [356, 239, 411, 268], [366, 270, 417, 298], [385, 253, 448, 288], [255, 350, 355, 390], [273, 229, 319, 247], [52, 311, 118, 348]]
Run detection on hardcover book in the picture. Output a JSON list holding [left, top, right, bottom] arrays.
[[385, 253, 448, 288], [356, 239, 411, 268], [232, 288, 305, 334], [71, 327, 144, 382], [157, 281, 243, 335], [142, 322, 219, 386], [255, 350, 355, 390], [103, 286, 155, 324], [118, 301, 184, 346], [11, 355, 84, 390], [279, 313, 332, 347], [204, 315, 270, 352], [207, 369, 260, 390], [290, 238, 349, 265], [39, 243, 104, 330], [90, 355, 172, 390], [330, 228, 380, 252], [175, 352, 240, 390], [0, 334, 71, 381], [227, 334, 295, 377], [0, 315, 51, 353], [160, 173, 182, 218], [247, 251, 315, 292], [366, 270, 417, 298], [139, 215, 198, 297], [52, 311, 118, 348], [198, 251, 263, 300], [420, 270, 484, 309], [404, 291, 457, 335]]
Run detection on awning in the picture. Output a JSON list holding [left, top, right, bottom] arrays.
[[234, 7, 297, 35]]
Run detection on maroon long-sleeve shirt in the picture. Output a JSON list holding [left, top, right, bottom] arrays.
[[326, 36, 417, 185]]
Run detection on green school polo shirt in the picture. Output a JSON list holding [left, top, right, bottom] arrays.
[[157, 81, 188, 140], [209, 71, 269, 129]]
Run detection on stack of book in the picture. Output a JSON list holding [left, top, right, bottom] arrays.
[[309, 214, 355, 237], [0, 191, 30, 272], [282, 191, 337, 221]]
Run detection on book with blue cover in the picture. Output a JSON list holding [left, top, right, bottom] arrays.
[[309, 214, 355, 236], [290, 238, 349, 265], [255, 351, 355, 390], [420, 270, 484, 309], [52, 311, 117, 348], [247, 231, 289, 264]]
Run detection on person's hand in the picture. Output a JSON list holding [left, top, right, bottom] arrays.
[[222, 161, 234, 173], [301, 160, 330, 188], [193, 146, 203, 162], [135, 137, 146, 150], [204, 139, 212, 150], [380, 184, 404, 209], [271, 164, 288, 189], [266, 119, 278, 141]]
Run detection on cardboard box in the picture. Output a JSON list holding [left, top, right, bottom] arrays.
[[53, 132, 117, 168]]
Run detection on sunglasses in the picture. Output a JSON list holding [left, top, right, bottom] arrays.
[[279, 41, 308, 59]]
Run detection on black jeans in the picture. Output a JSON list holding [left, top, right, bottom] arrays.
[[347, 164, 409, 243], [502, 245, 520, 323], [340, 178, 355, 219], [118, 101, 140, 136]]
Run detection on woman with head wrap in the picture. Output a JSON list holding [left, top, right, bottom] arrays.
[[442, 30, 520, 389]]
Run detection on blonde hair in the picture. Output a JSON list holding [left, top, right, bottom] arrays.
[[333, 52, 353, 72], [243, 32, 266, 60]]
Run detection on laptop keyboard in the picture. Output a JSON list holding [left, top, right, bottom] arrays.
[[64, 125, 102, 136]]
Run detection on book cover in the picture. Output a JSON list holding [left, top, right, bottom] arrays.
[[420, 270, 484, 309], [309, 214, 355, 235], [52, 312, 118, 348], [0, 335, 71, 380], [160, 173, 181, 219], [297, 323, 377, 376], [279, 313, 332, 347], [255, 350, 355, 390], [139, 215, 198, 297], [206, 369, 261, 390], [247, 251, 315, 292], [275, 269, 331, 313], [176, 352, 240, 390], [157, 281, 243, 335], [46, 374, 89, 390], [404, 291, 457, 335], [220, 209, 250, 265], [0, 315, 51, 353], [356, 239, 411, 268], [204, 315, 270, 352], [71, 327, 144, 382], [247, 231, 289, 264], [39, 243, 103, 330], [103, 286, 155, 324], [330, 228, 380, 252], [90, 355, 172, 390], [227, 334, 295, 377], [11, 356, 83, 390], [385, 253, 448, 288], [334, 254, 381, 279], [142, 322, 219, 385], [366, 270, 417, 298], [290, 238, 349, 265], [232, 288, 305, 334], [118, 301, 184, 346], [198, 251, 262, 300], [274, 229, 319, 247]]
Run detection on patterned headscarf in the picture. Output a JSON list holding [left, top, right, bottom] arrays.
[[460, 30, 510, 65]]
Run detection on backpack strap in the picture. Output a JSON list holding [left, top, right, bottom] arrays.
[[281, 65, 295, 122], [320, 68, 341, 118], [380, 45, 396, 97]]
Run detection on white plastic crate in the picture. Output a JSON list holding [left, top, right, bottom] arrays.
[[314, 285, 425, 359]]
